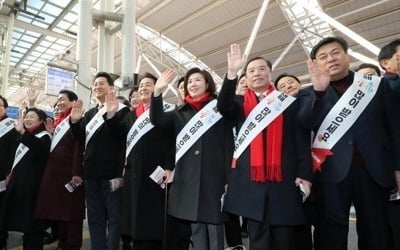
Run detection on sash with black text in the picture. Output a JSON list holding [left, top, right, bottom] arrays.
[[126, 102, 174, 157], [311, 73, 380, 171], [232, 90, 295, 165], [85, 103, 125, 147]]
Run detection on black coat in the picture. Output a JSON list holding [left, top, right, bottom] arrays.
[[297, 72, 400, 187], [0, 129, 51, 233], [217, 77, 312, 225], [150, 95, 234, 224], [0, 118, 18, 210], [69, 105, 130, 180], [119, 110, 175, 240]]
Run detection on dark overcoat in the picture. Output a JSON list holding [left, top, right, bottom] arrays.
[[150, 95, 234, 225], [119, 110, 175, 239], [217, 77, 312, 225], [34, 129, 85, 222], [0, 129, 51, 232], [0, 117, 18, 204], [296, 72, 400, 187]]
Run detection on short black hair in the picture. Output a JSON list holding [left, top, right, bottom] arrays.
[[244, 57, 272, 74], [116, 96, 130, 106], [128, 87, 138, 102], [138, 72, 158, 85], [25, 107, 47, 121], [378, 39, 400, 70], [59, 89, 78, 101], [355, 63, 381, 76], [184, 67, 216, 96], [274, 73, 301, 88], [238, 73, 246, 82], [310, 36, 348, 59], [94, 72, 114, 86], [177, 76, 185, 88], [0, 95, 8, 108]]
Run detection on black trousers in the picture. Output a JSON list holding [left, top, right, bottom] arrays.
[[23, 231, 44, 250], [133, 240, 162, 250], [313, 164, 392, 250], [389, 202, 400, 250], [225, 213, 243, 247], [247, 196, 296, 250]]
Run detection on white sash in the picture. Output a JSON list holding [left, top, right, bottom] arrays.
[[0, 118, 16, 138], [232, 90, 296, 163], [125, 102, 175, 158], [85, 103, 125, 147], [175, 99, 222, 163], [11, 131, 51, 170], [311, 73, 380, 170], [50, 115, 70, 152]]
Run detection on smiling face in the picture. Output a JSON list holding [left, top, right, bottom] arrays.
[[138, 77, 155, 104], [23, 111, 43, 130], [314, 41, 350, 81], [276, 76, 301, 96], [236, 76, 248, 95], [186, 72, 208, 99], [56, 93, 74, 114], [92, 76, 113, 103], [245, 59, 272, 93], [129, 90, 140, 109]]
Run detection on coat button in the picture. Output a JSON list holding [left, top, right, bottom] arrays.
[[194, 150, 200, 155]]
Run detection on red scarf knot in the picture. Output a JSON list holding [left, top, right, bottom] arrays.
[[184, 92, 212, 111]]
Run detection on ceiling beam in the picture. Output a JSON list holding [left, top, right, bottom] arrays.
[[11, 0, 78, 74]]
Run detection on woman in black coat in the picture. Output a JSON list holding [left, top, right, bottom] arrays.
[[0, 95, 18, 248], [0, 108, 51, 250], [150, 68, 234, 250]]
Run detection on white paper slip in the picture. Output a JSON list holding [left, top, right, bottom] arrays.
[[389, 192, 400, 201], [0, 180, 6, 192], [150, 166, 166, 189]]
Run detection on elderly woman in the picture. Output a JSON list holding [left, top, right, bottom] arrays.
[[0, 107, 51, 250]]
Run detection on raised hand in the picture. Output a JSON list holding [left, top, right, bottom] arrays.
[[307, 59, 330, 92], [14, 115, 25, 135], [70, 100, 84, 124], [45, 117, 55, 133], [154, 68, 176, 97], [105, 91, 119, 118], [227, 43, 247, 78], [27, 88, 39, 107]]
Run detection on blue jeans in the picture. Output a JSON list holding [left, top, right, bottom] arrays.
[[85, 179, 121, 250]]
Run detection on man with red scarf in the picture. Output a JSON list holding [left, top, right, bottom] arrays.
[[217, 44, 312, 250], [35, 90, 85, 250]]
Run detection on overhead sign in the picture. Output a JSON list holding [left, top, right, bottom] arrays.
[[45, 67, 74, 96]]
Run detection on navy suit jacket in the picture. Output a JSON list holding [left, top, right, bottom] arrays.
[[297, 72, 400, 188]]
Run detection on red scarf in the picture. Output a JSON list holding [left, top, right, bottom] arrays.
[[184, 92, 211, 111], [243, 85, 283, 182], [54, 108, 72, 128], [135, 102, 149, 117]]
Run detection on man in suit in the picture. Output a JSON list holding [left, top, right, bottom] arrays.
[[378, 39, 400, 250], [70, 72, 129, 250], [297, 36, 400, 250], [218, 44, 312, 250]]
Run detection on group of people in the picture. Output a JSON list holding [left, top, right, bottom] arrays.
[[0, 35, 399, 250]]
